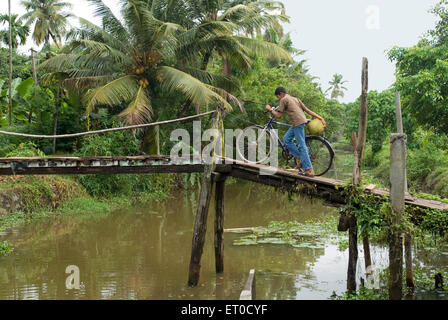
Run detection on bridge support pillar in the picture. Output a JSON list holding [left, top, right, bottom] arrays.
[[188, 164, 214, 287], [214, 173, 226, 274]]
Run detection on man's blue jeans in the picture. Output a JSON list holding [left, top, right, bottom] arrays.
[[283, 124, 313, 170]]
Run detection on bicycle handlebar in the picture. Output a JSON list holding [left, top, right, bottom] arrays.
[[264, 106, 280, 114]]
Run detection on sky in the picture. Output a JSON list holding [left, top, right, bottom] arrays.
[[0, 0, 441, 103]]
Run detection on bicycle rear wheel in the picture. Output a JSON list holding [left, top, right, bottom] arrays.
[[305, 136, 335, 176], [236, 126, 274, 164]]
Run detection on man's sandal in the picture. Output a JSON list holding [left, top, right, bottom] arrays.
[[298, 172, 315, 177]]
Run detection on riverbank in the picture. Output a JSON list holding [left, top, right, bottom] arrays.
[[0, 173, 178, 233]]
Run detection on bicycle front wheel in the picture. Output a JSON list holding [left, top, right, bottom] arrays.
[[305, 136, 335, 176], [236, 126, 274, 164]]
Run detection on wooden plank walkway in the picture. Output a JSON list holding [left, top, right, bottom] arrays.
[[0, 155, 446, 212]]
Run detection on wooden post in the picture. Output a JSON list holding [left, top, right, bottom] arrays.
[[363, 236, 372, 273], [395, 91, 414, 290], [352, 58, 369, 185], [347, 57, 369, 294], [188, 110, 221, 287], [214, 173, 226, 274], [404, 234, 415, 290], [353, 131, 373, 275], [389, 133, 406, 300]]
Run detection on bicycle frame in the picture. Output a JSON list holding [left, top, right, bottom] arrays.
[[260, 109, 325, 158], [261, 116, 291, 155]]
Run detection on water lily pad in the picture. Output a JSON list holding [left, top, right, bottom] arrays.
[[233, 238, 258, 246], [257, 238, 289, 245]]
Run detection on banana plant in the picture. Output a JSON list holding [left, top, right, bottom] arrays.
[[0, 77, 35, 125]]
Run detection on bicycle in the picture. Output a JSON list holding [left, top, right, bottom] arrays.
[[236, 106, 335, 176]]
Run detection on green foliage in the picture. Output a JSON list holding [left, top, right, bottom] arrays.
[[21, 0, 72, 48], [342, 185, 392, 240], [0, 241, 13, 256], [0, 14, 30, 48], [332, 287, 388, 301], [345, 90, 415, 153], [0, 48, 32, 80], [419, 208, 448, 238], [421, 168, 448, 199], [231, 216, 339, 249], [325, 73, 348, 100], [414, 265, 448, 291], [388, 1, 448, 135], [370, 138, 448, 196], [233, 57, 345, 139], [74, 129, 174, 197], [58, 197, 111, 215], [75, 127, 141, 158], [4, 142, 45, 157]]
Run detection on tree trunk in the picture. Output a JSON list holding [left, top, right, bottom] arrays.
[[141, 125, 160, 155], [29, 48, 39, 124], [223, 57, 231, 76], [201, 51, 212, 71], [8, 0, 13, 126], [52, 85, 61, 154], [178, 99, 192, 118], [347, 58, 369, 295]]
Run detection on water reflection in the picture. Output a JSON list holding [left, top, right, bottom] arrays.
[[0, 181, 445, 300]]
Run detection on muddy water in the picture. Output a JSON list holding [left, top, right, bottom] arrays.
[[0, 181, 347, 300], [0, 180, 446, 300]]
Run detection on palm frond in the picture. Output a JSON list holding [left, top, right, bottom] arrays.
[[157, 66, 233, 112], [85, 75, 139, 114], [117, 85, 153, 125]]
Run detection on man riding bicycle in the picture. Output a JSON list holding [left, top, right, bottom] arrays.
[[266, 87, 326, 177]]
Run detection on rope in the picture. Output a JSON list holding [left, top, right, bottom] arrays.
[[0, 111, 216, 140]]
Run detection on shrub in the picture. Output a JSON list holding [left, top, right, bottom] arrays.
[[74, 128, 173, 197]]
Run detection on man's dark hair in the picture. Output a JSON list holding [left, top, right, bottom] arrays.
[[275, 87, 287, 96]]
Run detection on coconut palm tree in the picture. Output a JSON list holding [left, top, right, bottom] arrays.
[[8, 0, 13, 126], [20, 0, 72, 49], [0, 14, 30, 49], [176, 0, 291, 73], [163, 0, 291, 115], [326, 73, 348, 100], [39, 0, 242, 152]]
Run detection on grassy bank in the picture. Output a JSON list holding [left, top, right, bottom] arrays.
[[332, 140, 448, 202], [0, 173, 178, 233]]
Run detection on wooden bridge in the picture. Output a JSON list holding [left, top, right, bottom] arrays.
[[1, 154, 447, 212]]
